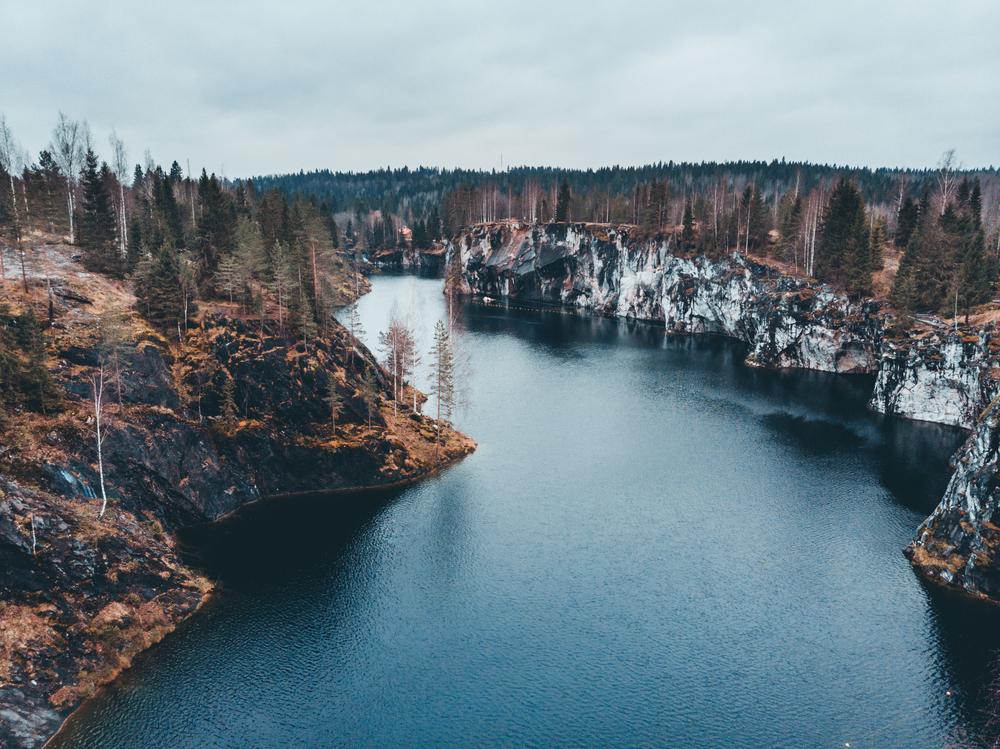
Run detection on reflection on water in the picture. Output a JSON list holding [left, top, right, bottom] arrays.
[[51, 275, 1000, 749]]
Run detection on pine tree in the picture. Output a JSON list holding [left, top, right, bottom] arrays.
[[269, 240, 298, 330], [294, 284, 318, 345], [554, 178, 571, 222]]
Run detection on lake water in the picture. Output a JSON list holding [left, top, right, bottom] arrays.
[[51, 274, 1000, 748]]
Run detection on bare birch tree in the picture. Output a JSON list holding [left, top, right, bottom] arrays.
[[90, 361, 110, 517], [378, 303, 418, 421], [937, 149, 959, 216], [51, 112, 85, 243], [0, 115, 21, 284], [109, 130, 129, 257], [428, 319, 455, 426]]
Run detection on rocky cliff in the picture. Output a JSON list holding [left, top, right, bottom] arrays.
[[0, 244, 474, 748], [372, 243, 448, 273], [449, 220, 1000, 602], [450, 222, 1000, 428], [906, 396, 1000, 600]]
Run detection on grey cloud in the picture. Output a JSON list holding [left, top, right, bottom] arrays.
[[4, 0, 998, 176]]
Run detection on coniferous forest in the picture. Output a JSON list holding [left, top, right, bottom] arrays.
[[2, 113, 999, 340]]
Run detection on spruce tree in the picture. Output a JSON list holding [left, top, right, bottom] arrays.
[[140, 243, 187, 332], [554, 178, 571, 222], [895, 197, 919, 247], [20, 311, 57, 414], [126, 216, 144, 271], [892, 214, 949, 313], [741, 186, 768, 253], [970, 179, 983, 229], [778, 194, 803, 262], [681, 201, 695, 248], [815, 178, 871, 296], [956, 229, 992, 316], [869, 215, 887, 271], [79, 149, 121, 276], [195, 170, 235, 278], [152, 168, 184, 247]]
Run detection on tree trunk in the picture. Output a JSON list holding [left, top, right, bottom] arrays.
[[93, 366, 109, 517], [67, 186, 76, 244], [119, 183, 128, 257]]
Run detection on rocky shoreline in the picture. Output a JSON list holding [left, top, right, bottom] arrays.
[[0, 247, 474, 749], [448, 221, 1000, 603]]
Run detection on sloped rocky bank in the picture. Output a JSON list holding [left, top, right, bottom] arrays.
[[448, 221, 1000, 602], [0, 246, 474, 749]]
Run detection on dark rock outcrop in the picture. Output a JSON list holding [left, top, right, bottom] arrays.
[[0, 258, 473, 748]]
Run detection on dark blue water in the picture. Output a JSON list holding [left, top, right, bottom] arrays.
[[51, 275, 1000, 748]]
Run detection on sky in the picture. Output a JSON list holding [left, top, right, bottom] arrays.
[[3, 1, 999, 177]]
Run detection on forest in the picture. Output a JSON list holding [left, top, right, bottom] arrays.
[[260, 155, 999, 314], [2, 112, 999, 343], [0, 112, 464, 435]]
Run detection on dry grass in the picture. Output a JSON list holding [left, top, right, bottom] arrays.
[[872, 245, 901, 300], [0, 603, 63, 682]]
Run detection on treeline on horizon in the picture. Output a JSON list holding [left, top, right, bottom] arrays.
[[1, 110, 999, 322], [259, 156, 1000, 316]]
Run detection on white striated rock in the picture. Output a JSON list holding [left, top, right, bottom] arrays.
[[870, 333, 998, 428], [451, 222, 881, 376]]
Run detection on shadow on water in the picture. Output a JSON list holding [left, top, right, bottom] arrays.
[[924, 586, 1000, 746], [464, 298, 967, 517], [179, 487, 409, 589]]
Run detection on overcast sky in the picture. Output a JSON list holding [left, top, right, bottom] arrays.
[[4, 1, 998, 177]]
